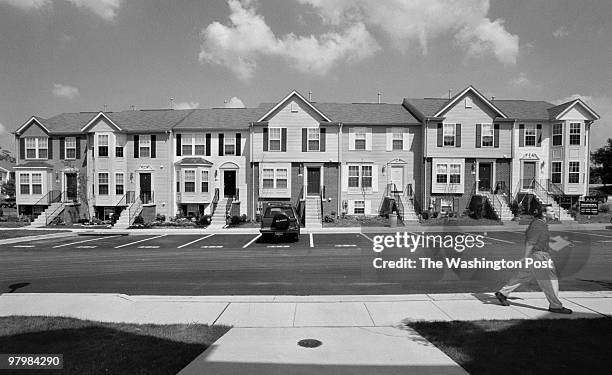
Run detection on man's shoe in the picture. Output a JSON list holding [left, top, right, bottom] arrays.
[[495, 292, 510, 306], [549, 307, 573, 314]]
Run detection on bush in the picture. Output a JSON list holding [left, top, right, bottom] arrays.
[[421, 211, 430, 220], [510, 201, 521, 216], [230, 215, 241, 225], [156, 213, 166, 222], [323, 215, 334, 223], [599, 204, 610, 213], [198, 215, 211, 226], [240, 214, 247, 222], [133, 215, 144, 225]]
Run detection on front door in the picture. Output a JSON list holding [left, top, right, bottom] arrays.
[[390, 166, 403, 192], [223, 170, 236, 197], [523, 162, 536, 189], [478, 163, 492, 191], [139, 173, 152, 203], [66, 173, 78, 201], [307, 167, 320, 196]]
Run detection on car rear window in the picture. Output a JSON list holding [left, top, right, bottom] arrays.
[[264, 206, 295, 218]]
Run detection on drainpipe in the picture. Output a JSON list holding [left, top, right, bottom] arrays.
[[167, 129, 173, 216], [249, 122, 255, 220], [338, 123, 343, 216]]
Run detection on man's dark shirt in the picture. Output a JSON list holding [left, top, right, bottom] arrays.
[[525, 218, 549, 252]]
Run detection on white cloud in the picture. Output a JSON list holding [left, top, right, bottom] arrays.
[[52, 83, 80, 100], [509, 72, 537, 88], [224, 97, 245, 108], [553, 94, 612, 150], [0, 0, 50, 10], [199, 0, 380, 80], [0, 123, 6, 135], [174, 101, 200, 110], [65, 0, 121, 21], [297, 0, 519, 65], [553, 27, 568, 38]]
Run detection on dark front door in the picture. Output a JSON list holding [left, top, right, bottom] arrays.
[[140, 173, 152, 203], [307, 167, 321, 195], [66, 173, 78, 201], [523, 162, 536, 189], [224, 170, 236, 197], [478, 163, 492, 191]]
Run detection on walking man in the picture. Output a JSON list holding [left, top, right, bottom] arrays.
[[495, 205, 572, 314]]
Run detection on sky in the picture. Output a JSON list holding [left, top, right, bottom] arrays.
[[0, 0, 611, 154]]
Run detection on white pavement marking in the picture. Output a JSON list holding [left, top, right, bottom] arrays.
[[201, 245, 224, 248], [114, 234, 167, 249], [12, 245, 34, 248], [466, 232, 515, 244], [309, 233, 314, 248], [598, 240, 612, 243], [242, 234, 261, 248], [177, 234, 215, 249], [138, 245, 160, 249], [76, 245, 97, 249], [335, 244, 357, 247], [566, 230, 612, 239], [267, 245, 290, 248], [359, 232, 374, 242], [53, 235, 121, 248]]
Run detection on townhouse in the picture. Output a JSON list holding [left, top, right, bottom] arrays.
[[12, 86, 599, 227]]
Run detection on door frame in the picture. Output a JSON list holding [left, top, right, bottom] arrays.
[[62, 170, 79, 202], [222, 169, 237, 198], [476, 160, 495, 192], [137, 171, 154, 203], [303, 163, 324, 198], [388, 165, 404, 192], [520, 160, 538, 191]]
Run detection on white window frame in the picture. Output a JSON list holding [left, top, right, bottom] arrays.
[[268, 128, 282, 152], [194, 134, 206, 155], [97, 134, 109, 157], [307, 128, 320, 151], [65, 137, 77, 159], [19, 173, 30, 195], [353, 200, 365, 214], [569, 123, 581, 145], [224, 135, 236, 155], [262, 168, 275, 189], [201, 170, 209, 193], [182, 134, 193, 156], [552, 123, 563, 146], [551, 161, 562, 184], [115, 173, 124, 195], [435, 163, 461, 184], [262, 167, 288, 189], [449, 164, 461, 184], [25, 137, 48, 159], [443, 123, 455, 147], [184, 169, 196, 193], [98, 173, 109, 195], [31, 173, 42, 195], [354, 128, 367, 150], [347, 165, 372, 190], [568, 161, 580, 184], [524, 124, 536, 146], [392, 127, 403, 150], [139, 135, 151, 158], [436, 164, 448, 183], [481, 123, 494, 147]]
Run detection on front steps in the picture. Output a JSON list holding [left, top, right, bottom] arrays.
[[532, 192, 574, 221], [30, 202, 65, 227], [114, 200, 142, 228], [478, 191, 514, 221], [399, 196, 419, 222], [210, 198, 231, 227], [305, 197, 322, 229]]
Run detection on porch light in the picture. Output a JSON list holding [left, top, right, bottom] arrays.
[[55, 171, 59, 183], [382, 165, 386, 174], [130, 173, 134, 182]]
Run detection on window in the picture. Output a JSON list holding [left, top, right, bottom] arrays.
[[436, 164, 448, 183], [552, 124, 563, 146], [98, 173, 109, 195], [115, 146, 123, 157], [443, 124, 455, 146], [307, 128, 320, 151], [182, 134, 193, 155], [97, 135, 109, 157], [551, 162, 562, 184], [276, 169, 288, 188], [348, 165, 373, 189], [201, 170, 209, 192], [524, 124, 536, 146], [568, 162, 580, 183], [354, 200, 365, 214], [182, 134, 206, 155], [139, 135, 151, 157], [195, 134, 206, 155], [19, 173, 30, 195], [65, 137, 76, 159], [25, 137, 48, 159], [481, 124, 494, 147], [269, 128, 281, 151], [361, 166, 372, 188], [392, 128, 403, 150], [449, 164, 461, 184], [225, 136, 236, 155], [348, 166, 360, 188], [31, 173, 42, 194], [569, 123, 581, 145], [354, 128, 366, 150], [115, 173, 124, 195], [184, 170, 195, 192], [262, 169, 274, 188]]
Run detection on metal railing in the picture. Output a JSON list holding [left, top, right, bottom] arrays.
[[128, 196, 143, 225], [139, 191, 154, 205], [294, 186, 304, 224], [391, 183, 404, 225], [319, 187, 324, 223], [210, 188, 220, 216]]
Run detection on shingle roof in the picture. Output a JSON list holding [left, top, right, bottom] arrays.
[[107, 109, 193, 132], [491, 100, 555, 120], [173, 107, 271, 130], [402, 98, 449, 118], [34, 113, 96, 134], [546, 101, 575, 119], [176, 157, 213, 165], [0, 158, 15, 171], [13, 161, 54, 168], [312, 103, 419, 124]]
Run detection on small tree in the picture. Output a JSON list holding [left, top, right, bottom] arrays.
[[1, 179, 15, 197], [591, 138, 612, 185]]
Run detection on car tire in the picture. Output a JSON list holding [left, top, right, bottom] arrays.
[[271, 213, 291, 230]]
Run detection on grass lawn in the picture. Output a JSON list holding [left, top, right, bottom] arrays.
[[323, 215, 390, 227], [0, 222, 31, 228], [408, 318, 612, 375], [0, 229, 71, 239], [0, 316, 230, 375], [421, 216, 502, 226]]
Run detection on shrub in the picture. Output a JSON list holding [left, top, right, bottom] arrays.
[[421, 211, 430, 220], [133, 215, 144, 225], [599, 204, 610, 213], [240, 214, 247, 222], [198, 215, 211, 226], [323, 215, 334, 223], [230, 215, 241, 225], [510, 201, 521, 216], [156, 213, 166, 222]]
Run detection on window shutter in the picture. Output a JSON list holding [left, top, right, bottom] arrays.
[[302, 128, 307, 152], [76, 136, 81, 158], [176, 134, 182, 156], [236, 133, 241, 156], [437, 123, 443, 147], [151, 134, 156, 158], [365, 128, 372, 151], [348, 128, 355, 150], [341, 164, 348, 192], [494, 124, 500, 148], [59, 138, 65, 160], [455, 124, 461, 147], [386, 128, 392, 151], [372, 164, 378, 192], [475, 123, 481, 148], [218, 133, 224, 156], [519, 124, 524, 147], [134, 135, 139, 158], [47, 138, 53, 159], [320, 127, 326, 152], [19, 138, 25, 159], [263, 127, 268, 151], [536, 124, 542, 146], [205, 133, 211, 156], [403, 129, 409, 150], [281, 128, 287, 152]]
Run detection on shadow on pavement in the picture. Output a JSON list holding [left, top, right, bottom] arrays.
[[7, 282, 30, 293]]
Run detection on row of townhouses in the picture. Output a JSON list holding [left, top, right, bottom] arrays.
[[12, 86, 599, 227]]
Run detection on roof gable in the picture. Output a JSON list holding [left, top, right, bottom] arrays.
[[257, 90, 332, 122], [15, 117, 50, 136], [81, 112, 123, 132], [549, 99, 599, 120], [434, 86, 507, 118]]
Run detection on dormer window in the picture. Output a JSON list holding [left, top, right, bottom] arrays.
[[25, 137, 48, 159]]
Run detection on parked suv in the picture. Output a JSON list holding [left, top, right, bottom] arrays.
[[260, 203, 300, 240]]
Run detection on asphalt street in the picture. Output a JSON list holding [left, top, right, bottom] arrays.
[[1, 229, 610, 295]]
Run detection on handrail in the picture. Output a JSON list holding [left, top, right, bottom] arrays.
[[45, 191, 66, 225], [139, 191, 154, 205], [128, 196, 143, 225], [392, 183, 404, 225], [211, 188, 219, 215], [235, 188, 240, 202], [319, 187, 324, 223], [31, 190, 61, 221], [294, 185, 304, 224], [490, 192, 503, 221], [405, 183, 414, 198]]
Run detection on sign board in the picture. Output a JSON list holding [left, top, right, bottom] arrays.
[[579, 201, 598, 215]]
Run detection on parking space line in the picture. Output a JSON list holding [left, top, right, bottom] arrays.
[[598, 240, 612, 243], [177, 234, 215, 249], [138, 245, 160, 249], [566, 230, 612, 239], [201, 245, 224, 248], [359, 232, 374, 242], [53, 235, 121, 248], [242, 234, 261, 248], [335, 244, 356, 247], [114, 234, 167, 249], [12, 245, 34, 248], [267, 245, 290, 248], [309, 233, 314, 248]]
